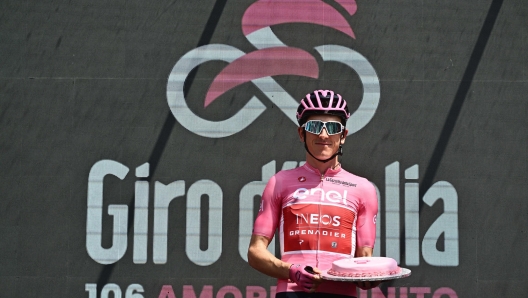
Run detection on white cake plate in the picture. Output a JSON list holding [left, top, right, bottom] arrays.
[[321, 268, 411, 282]]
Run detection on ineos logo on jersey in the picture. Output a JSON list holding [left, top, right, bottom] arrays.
[[295, 213, 341, 227], [166, 0, 380, 138]]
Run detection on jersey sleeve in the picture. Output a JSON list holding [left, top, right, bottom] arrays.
[[252, 174, 282, 240], [355, 180, 378, 249]]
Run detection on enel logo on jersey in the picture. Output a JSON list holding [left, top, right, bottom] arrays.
[[292, 187, 349, 205]]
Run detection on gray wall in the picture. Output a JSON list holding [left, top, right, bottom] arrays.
[[1, 0, 527, 297]]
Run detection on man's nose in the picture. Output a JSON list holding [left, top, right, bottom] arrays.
[[319, 128, 329, 138]]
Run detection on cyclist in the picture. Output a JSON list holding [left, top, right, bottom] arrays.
[[248, 90, 380, 298]]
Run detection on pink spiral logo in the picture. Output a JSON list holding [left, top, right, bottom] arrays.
[[167, 0, 379, 138]]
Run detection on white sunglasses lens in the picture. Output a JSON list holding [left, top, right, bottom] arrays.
[[305, 121, 324, 134], [325, 122, 342, 135]]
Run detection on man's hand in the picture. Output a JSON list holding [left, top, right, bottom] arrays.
[[289, 264, 323, 292], [353, 247, 381, 290], [355, 280, 382, 290]]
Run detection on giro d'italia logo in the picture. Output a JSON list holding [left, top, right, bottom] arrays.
[[167, 0, 380, 138]]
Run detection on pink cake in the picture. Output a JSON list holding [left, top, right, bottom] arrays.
[[327, 257, 401, 278]]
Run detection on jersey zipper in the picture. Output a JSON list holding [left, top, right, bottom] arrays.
[[317, 172, 326, 267], [316, 168, 334, 266]]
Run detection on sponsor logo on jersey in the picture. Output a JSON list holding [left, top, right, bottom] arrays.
[[325, 177, 357, 187], [283, 204, 354, 254], [292, 187, 349, 205]]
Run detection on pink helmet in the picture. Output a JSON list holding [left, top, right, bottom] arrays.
[[296, 90, 351, 126]]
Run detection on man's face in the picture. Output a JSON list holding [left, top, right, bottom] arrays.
[[298, 114, 348, 161]]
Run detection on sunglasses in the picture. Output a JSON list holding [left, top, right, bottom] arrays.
[[302, 120, 344, 135]]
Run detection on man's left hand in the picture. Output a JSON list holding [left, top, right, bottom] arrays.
[[355, 280, 382, 290]]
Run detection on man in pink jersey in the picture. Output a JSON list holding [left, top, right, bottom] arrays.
[[248, 90, 380, 298]]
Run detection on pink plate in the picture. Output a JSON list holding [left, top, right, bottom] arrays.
[[321, 268, 411, 282]]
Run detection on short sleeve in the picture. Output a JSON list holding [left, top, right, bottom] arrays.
[[355, 181, 378, 249], [252, 175, 282, 240]]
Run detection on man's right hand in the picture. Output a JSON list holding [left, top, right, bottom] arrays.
[[289, 264, 318, 292]]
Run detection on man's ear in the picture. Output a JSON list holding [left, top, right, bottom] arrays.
[[340, 130, 348, 144], [297, 127, 305, 142]]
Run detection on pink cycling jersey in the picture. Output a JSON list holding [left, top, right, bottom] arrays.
[[253, 163, 378, 297]]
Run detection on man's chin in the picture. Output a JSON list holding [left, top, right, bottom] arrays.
[[312, 154, 335, 161]]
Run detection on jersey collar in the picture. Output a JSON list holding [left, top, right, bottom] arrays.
[[302, 162, 342, 177]]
